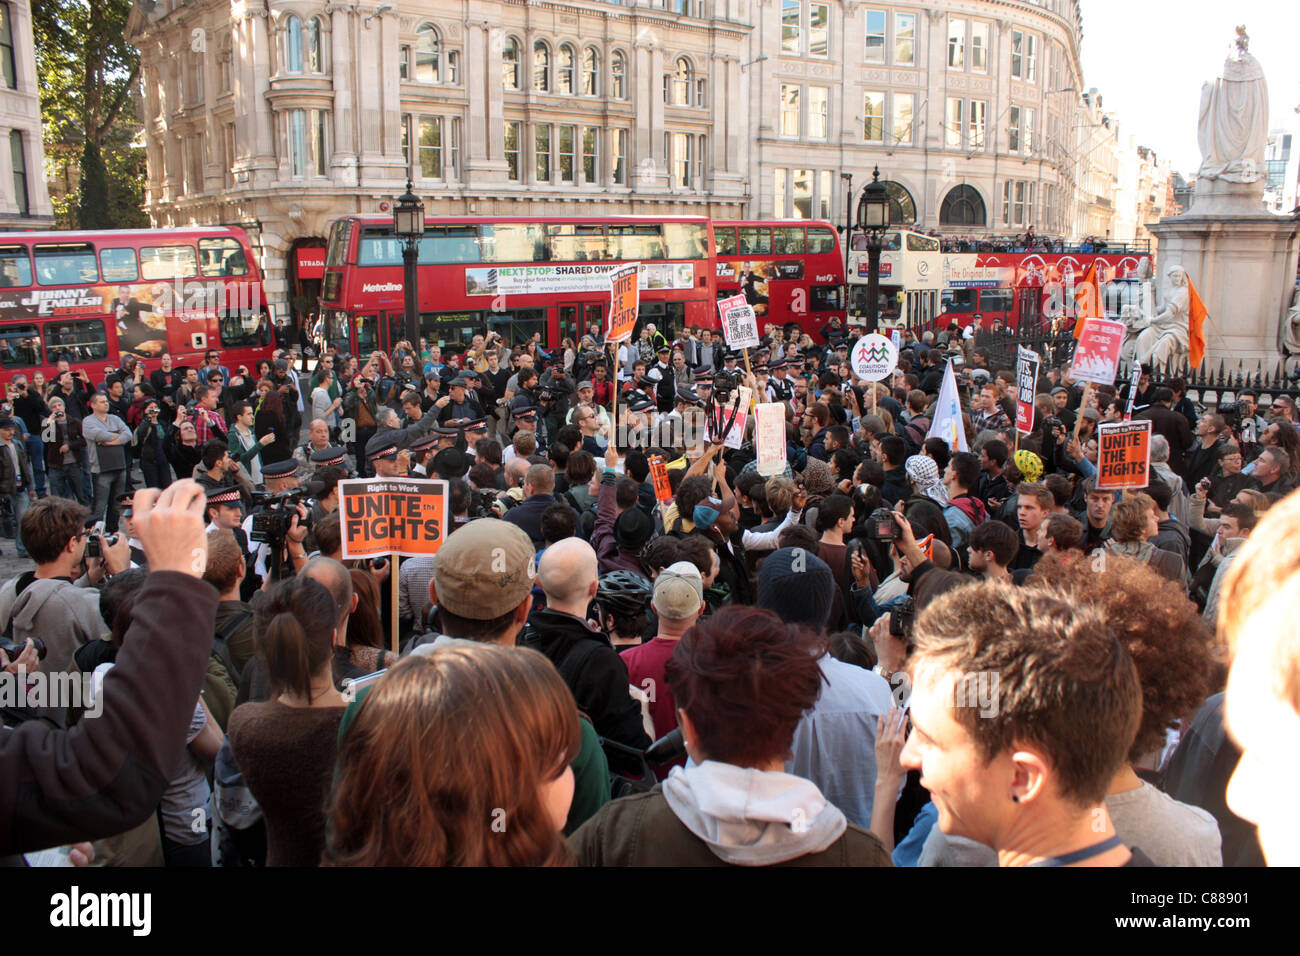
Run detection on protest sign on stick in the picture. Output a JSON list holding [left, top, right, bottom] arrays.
[[717, 294, 760, 350], [1016, 346, 1040, 435], [1096, 420, 1152, 491]]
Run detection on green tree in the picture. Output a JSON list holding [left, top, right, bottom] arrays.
[[34, 0, 147, 229]]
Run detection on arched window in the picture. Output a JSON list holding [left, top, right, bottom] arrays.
[[558, 44, 575, 95], [285, 15, 303, 73], [503, 36, 520, 90], [940, 184, 987, 227], [416, 24, 441, 83], [670, 57, 692, 106], [883, 181, 917, 225], [582, 48, 599, 96], [533, 41, 550, 93], [306, 17, 323, 73], [611, 50, 626, 100]]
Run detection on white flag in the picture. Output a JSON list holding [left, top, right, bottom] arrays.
[[926, 359, 969, 453]]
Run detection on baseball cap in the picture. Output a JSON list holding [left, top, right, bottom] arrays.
[[432, 519, 536, 619], [652, 561, 704, 620]]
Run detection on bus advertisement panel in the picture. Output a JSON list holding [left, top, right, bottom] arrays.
[[713, 221, 845, 340], [319, 216, 715, 357], [0, 227, 273, 380]]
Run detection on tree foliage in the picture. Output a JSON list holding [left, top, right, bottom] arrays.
[[34, 0, 147, 228]]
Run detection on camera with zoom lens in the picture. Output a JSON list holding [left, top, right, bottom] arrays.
[[0, 635, 46, 662], [889, 595, 915, 647], [249, 489, 313, 545], [580, 350, 607, 370], [469, 488, 502, 519], [712, 368, 743, 402], [84, 532, 119, 559]]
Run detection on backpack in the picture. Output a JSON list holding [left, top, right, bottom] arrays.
[[203, 610, 250, 733]]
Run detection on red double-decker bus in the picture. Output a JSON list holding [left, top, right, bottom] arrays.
[[713, 220, 846, 339], [319, 215, 716, 355], [0, 227, 273, 381], [937, 250, 1154, 332]]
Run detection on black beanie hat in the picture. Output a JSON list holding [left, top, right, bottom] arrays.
[[756, 546, 835, 631], [614, 506, 655, 552]]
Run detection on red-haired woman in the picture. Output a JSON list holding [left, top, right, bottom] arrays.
[[569, 606, 893, 866], [326, 644, 580, 866]]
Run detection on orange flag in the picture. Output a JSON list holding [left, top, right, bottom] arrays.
[[1072, 261, 1102, 338], [1187, 275, 1208, 368]]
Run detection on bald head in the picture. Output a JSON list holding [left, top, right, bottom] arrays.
[[537, 537, 598, 611], [525, 462, 555, 496], [506, 457, 529, 487], [301, 556, 354, 636]]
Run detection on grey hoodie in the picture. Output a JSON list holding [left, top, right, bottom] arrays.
[[662, 760, 848, 866], [0, 575, 103, 677]]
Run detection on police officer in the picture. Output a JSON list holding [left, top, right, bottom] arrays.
[[644, 344, 675, 413], [506, 406, 545, 461], [408, 432, 440, 478], [309, 444, 351, 476], [767, 360, 795, 403], [242, 458, 310, 590], [365, 431, 409, 479]]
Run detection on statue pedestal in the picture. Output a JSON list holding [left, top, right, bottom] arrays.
[[1149, 210, 1300, 367]]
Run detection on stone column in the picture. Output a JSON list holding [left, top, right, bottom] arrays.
[[330, 8, 357, 185], [466, 21, 509, 184]]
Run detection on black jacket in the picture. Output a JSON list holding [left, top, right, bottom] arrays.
[[1135, 404, 1193, 478], [502, 493, 577, 549], [522, 608, 650, 756], [43, 415, 87, 471], [880, 467, 910, 508]]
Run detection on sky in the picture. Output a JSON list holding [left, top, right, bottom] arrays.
[[1080, 0, 1300, 178]]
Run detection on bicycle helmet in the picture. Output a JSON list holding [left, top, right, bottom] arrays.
[[596, 570, 653, 618]]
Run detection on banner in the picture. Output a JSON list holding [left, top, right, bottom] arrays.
[[851, 333, 899, 382], [606, 263, 640, 344], [717, 293, 760, 350], [339, 477, 449, 559], [1069, 318, 1126, 385], [754, 402, 788, 477], [1016, 346, 1040, 435], [466, 261, 691, 296], [926, 360, 969, 453], [705, 385, 751, 450], [648, 454, 672, 504], [1096, 420, 1152, 491]]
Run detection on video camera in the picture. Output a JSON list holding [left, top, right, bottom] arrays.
[[712, 368, 743, 403], [249, 489, 313, 545]]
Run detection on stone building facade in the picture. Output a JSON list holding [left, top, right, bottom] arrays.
[[0, 0, 53, 229], [128, 0, 1088, 324]]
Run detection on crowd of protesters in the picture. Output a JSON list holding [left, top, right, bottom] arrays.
[[1, 316, 1298, 870]]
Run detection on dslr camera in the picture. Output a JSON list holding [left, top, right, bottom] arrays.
[[712, 368, 743, 403], [867, 507, 900, 542], [0, 635, 46, 662]]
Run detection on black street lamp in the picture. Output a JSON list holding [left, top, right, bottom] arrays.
[[840, 171, 853, 320], [393, 178, 425, 347], [856, 166, 890, 333]]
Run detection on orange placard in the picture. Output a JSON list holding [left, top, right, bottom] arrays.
[[1096, 420, 1151, 491], [606, 263, 640, 344], [339, 477, 449, 559], [648, 454, 672, 504]]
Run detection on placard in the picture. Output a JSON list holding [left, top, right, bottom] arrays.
[[606, 263, 640, 344], [1016, 346, 1040, 435], [1069, 318, 1126, 385], [1123, 364, 1142, 421], [851, 333, 899, 382], [705, 385, 751, 450], [648, 454, 672, 504], [717, 294, 760, 350], [339, 477, 449, 559], [1096, 420, 1152, 491], [754, 402, 788, 477]]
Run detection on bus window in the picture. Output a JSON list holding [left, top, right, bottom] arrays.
[[0, 325, 41, 367], [421, 226, 481, 264], [99, 247, 139, 282], [942, 289, 978, 313], [44, 319, 109, 364], [199, 238, 250, 276], [328, 310, 351, 352], [810, 286, 842, 311], [0, 246, 31, 287], [357, 234, 403, 266], [773, 227, 805, 256], [608, 225, 665, 261], [739, 227, 771, 255], [419, 311, 482, 347], [486, 309, 546, 346], [883, 232, 902, 252], [906, 233, 939, 252], [325, 219, 352, 267], [356, 314, 380, 355], [219, 311, 271, 349], [662, 223, 708, 260], [140, 245, 198, 280], [479, 224, 547, 263], [33, 244, 99, 285], [979, 289, 1014, 314], [807, 227, 836, 255], [549, 223, 609, 262], [714, 227, 738, 256]]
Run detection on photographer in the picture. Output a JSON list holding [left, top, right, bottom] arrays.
[[165, 406, 203, 481], [0, 481, 217, 862], [343, 373, 379, 478], [132, 398, 172, 490], [243, 459, 312, 587]]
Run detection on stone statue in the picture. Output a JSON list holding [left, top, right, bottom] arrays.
[[1197, 26, 1268, 184], [1119, 305, 1145, 367], [1134, 265, 1193, 368], [1285, 287, 1300, 353]]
